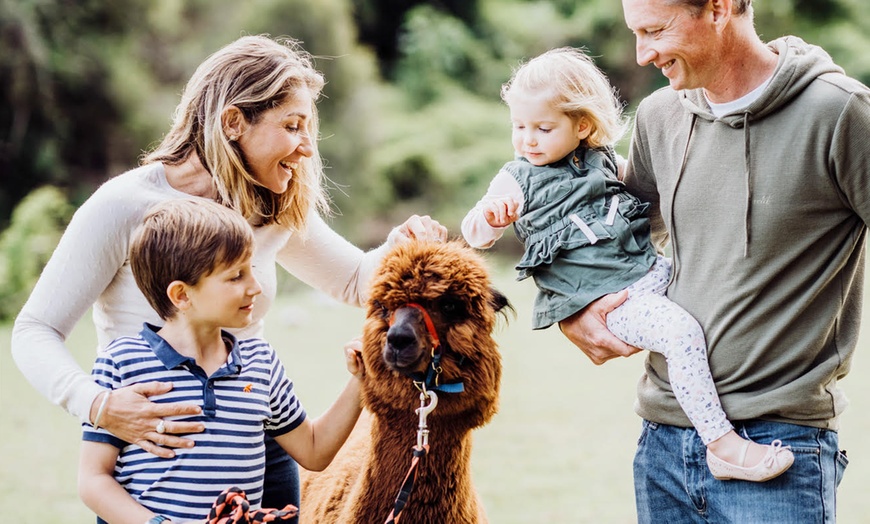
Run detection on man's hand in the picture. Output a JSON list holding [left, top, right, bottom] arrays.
[[559, 291, 642, 365]]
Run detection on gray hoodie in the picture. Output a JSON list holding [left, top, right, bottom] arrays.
[[625, 36, 870, 430]]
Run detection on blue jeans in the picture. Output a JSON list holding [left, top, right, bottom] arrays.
[[634, 419, 848, 523], [262, 434, 299, 523]]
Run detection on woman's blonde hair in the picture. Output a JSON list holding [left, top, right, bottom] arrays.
[[143, 35, 328, 231], [501, 47, 627, 149]]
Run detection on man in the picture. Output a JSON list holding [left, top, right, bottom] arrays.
[[560, 0, 870, 521]]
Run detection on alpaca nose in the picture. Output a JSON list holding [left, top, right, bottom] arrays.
[[387, 323, 418, 352]]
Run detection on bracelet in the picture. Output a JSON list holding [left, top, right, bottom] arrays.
[[92, 390, 111, 430], [145, 516, 170, 524]]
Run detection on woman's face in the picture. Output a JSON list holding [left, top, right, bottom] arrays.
[[237, 89, 316, 194]]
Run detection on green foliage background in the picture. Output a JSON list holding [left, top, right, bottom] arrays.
[[4, 0, 870, 221], [2, 2, 870, 520], [2, 0, 870, 315]]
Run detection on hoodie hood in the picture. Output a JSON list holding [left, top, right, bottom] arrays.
[[672, 36, 844, 256], [680, 36, 844, 125]]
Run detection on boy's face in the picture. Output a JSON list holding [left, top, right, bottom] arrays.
[[184, 255, 262, 330], [508, 88, 589, 166]]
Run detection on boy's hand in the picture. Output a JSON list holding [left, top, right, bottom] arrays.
[[482, 196, 520, 228], [344, 338, 365, 378]]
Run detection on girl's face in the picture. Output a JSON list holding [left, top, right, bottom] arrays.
[[237, 89, 316, 194], [508, 89, 590, 167]]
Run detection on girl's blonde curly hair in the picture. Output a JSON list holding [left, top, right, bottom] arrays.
[[501, 47, 627, 149]]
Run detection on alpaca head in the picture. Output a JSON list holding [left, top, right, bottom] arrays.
[[361, 240, 511, 427]]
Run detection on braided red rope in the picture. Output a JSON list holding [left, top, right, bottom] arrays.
[[207, 487, 298, 523], [384, 444, 430, 523]]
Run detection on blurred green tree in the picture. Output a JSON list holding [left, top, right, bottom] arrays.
[[351, 0, 479, 77], [0, 0, 150, 225], [2, 0, 869, 245]]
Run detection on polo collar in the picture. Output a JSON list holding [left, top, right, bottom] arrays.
[[139, 323, 242, 374]]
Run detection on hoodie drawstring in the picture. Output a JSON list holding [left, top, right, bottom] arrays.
[[672, 112, 753, 262], [669, 113, 697, 286], [742, 112, 752, 258]]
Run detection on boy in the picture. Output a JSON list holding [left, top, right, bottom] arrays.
[[78, 199, 364, 524]]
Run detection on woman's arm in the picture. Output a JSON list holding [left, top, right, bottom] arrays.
[[12, 180, 203, 454], [12, 186, 139, 420], [276, 211, 446, 306]]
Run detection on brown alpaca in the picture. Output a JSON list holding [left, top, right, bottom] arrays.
[[300, 240, 510, 524]]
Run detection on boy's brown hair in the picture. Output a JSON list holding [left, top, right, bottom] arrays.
[[130, 199, 254, 320]]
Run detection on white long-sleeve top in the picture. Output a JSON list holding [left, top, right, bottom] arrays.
[[461, 154, 628, 249], [460, 169, 525, 249], [11, 162, 390, 423]]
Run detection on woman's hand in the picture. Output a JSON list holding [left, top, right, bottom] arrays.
[[90, 382, 205, 458], [388, 214, 448, 245], [559, 291, 642, 365]]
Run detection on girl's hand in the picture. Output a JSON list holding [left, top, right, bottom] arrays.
[[90, 382, 205, 458], [482, 197, 520, 228], [388, 215, 448, 245], [344, 338, 365, 379]]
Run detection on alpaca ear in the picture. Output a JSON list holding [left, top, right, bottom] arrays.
[[488, 288, 513, 319]]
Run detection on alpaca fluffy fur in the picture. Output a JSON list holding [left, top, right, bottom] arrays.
[[299, 240, 510, 524]]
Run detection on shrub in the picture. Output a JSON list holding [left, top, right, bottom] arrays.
[[0, 186, 74, 321]]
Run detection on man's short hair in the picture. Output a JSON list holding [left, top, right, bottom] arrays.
[[674, 0, 751, 16], [130, 199, 254, 319]]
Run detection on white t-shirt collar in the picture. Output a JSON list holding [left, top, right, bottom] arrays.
[[705, 75, 773, 118]]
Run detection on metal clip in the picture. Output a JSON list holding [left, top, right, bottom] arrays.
[[415, 389, 438, 449]]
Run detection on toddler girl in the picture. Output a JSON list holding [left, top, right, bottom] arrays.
[[462, 47, 793, 482]]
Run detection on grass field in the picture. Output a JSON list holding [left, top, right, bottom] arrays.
[[2, 263, 869, 523]]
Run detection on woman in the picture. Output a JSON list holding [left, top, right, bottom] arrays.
[[10, 34, 446, 513]]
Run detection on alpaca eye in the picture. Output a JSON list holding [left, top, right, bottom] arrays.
[[371, 300, 389, 319], [439, 297, 465, 320]]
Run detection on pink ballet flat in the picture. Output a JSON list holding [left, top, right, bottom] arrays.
[[706, 439, 794, 482]]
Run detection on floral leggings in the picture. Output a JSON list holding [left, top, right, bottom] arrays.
[[606, 255, 732, 445]]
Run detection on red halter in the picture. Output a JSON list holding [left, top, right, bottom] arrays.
[[389, 303, 440, 353]]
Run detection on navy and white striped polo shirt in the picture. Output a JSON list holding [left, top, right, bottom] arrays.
[[82, 323, 306, 521]]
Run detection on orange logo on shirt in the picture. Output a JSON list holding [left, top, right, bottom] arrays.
[[243, 383, 253, 393]]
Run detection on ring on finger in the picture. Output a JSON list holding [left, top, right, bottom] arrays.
[[156, 420, 166, 434]]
